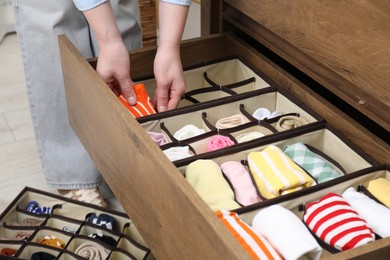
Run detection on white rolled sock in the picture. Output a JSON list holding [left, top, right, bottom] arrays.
[[252, 205, 322, 260], [342, 187, 390, 238]]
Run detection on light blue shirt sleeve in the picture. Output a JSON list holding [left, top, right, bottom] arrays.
[[160, 0, 191, 6], [73, 0, 108, 11], [73, 0, 191, 11]]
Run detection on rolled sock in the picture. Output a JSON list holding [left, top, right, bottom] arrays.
[[25, 201, 38, 212], [31, 252, 57, 260], [215, 114, 250, 129], [247, 145, 315, 199], [173, 124, 205, 140], [283, 142, 344, 183], [236, 131, 264, 143], [89, 233, 117, 247], [0, 248, 17, 256], [275, 115, 308, 131], [118, 83, 157, 118], [186, 159, 241, 211], [252, 108, 271, 120], [215, 210, 282, 260], [74, 241, 110, 260], [25, 201, 52, 215], [38, 235, 65, 249], [303, 193, 375, 251], [367, 178, 390, 208], [252, 205, 322, 260], [342, 187, 390, 238], [252, 108, 281, 120], [87, 213, 116, 230], [147, 131, 168, 146], [207, 135, 235, 152], [220, 161, 261, 206], [163, 146, 193, 161]]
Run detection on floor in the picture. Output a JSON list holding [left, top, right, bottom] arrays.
[[0, 33, 121, 214]]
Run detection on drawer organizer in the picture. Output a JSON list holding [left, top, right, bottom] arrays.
[[0, 187, 154, 259], [131, 57, 388, 258], [138, 57, 324, 163]]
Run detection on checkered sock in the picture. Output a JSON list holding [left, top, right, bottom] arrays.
[[283, 142, 344, 183]]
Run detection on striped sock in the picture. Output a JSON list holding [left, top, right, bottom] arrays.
[[303, 193, 375, 251], [119, 84, 157, 118], [215, 210, 282, 260]]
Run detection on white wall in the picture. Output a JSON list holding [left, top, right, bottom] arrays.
[[182, 1, 201, 40]]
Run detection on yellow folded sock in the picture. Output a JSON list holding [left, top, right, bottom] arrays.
[[367, 177, 390, 208], [186, 159, 241, 212], [248, 145, 315, 199]]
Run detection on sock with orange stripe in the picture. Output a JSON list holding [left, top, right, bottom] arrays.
[[215, 210, 282, 260], [118, 84, 157, 118]]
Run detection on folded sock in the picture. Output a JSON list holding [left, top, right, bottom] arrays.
[[252, 108, 281, 120], [220, 161, 261, 206], [31, 252, 56, 260], [147, 131, 168, 146], [342, 187, 390, 238], [87, 213, 116, 230], [275, 115, 308, 131], [186, 159, 241, 212], [89, 233, 117, 247], [367, 178, 390, 208], [0, 248, 17, 256], [283, 142, 344, 183], [235, 131, 264, 143], [303, 193, 375, 251], [247, 145, 315, 199], [38, 235, 65, 249], [25, 201, 52, 215], [163, 146, 193, 161], [173, 124, 206, 140], [215, 114, 250, 129], [118, 83, 157, 118], [215, 210, 282, 260], [207, 135, 235, 152], [74, 241, 110, 260], [252, 205, 322, 260]]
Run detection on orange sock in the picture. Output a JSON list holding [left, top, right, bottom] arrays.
[[118, 83, 157, 118]]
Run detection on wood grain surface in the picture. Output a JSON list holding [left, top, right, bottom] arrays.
[[58, 35, 250, 260], [224, 0, 390, 132]]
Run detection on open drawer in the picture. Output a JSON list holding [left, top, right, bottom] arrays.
[[59, 30, 390, 259]]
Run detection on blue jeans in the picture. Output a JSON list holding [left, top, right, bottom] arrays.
[[13, 0, 142, 189]]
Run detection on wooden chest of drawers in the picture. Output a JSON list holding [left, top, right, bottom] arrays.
[[59, 1, 389, 259]]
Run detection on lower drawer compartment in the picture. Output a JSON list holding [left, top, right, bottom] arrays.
[[0, 187, 154, 259]]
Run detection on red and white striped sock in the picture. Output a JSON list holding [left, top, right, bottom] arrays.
[[303, 193, 375, 251]]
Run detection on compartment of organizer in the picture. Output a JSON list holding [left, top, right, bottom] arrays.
[[230, 165, 390, 259], [174, 125, 376, 212], [136, 56, 272, 108], [15, 243, 62, 259], [140, 87, 323, 161], [0, 240, 23, 258], [0, 187, 154, 259]]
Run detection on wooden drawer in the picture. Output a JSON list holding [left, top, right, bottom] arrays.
[[58, 1, 389, 259], [59, 32, 389, 259]]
